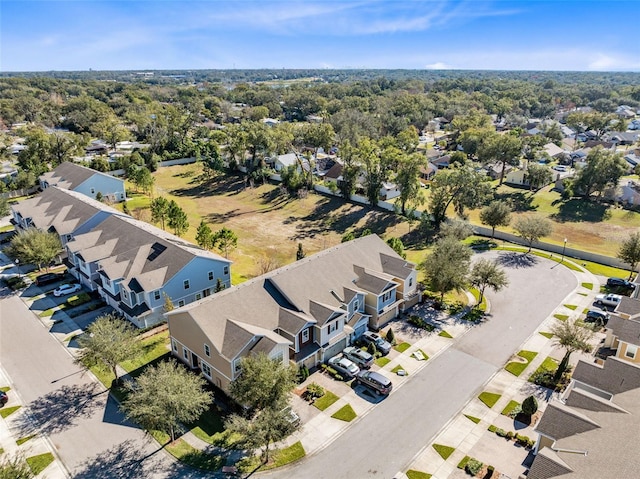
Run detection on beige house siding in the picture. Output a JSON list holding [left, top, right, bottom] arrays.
[[617, 342, 640, 363]]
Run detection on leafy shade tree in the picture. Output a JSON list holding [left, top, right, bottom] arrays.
[[296, 243, 305, 261], [440, 218, 473, 241], [195, 220, 214, 250], [386, 237, 406, 259], [167, 200, 189, 237], [572, 147, 627, 198], [550, 319, 595, 382], [339, 140, 359, 199], [6, 228, 62, 271], [150, 197, 170, 230], [122, 360, 213, 443], [359, 138, 384, 207], [199, 140, 224, 181], [394, 152, 425, 215], [228, 352, 297, 412], [514, 216, 553, 253], [479, 201, 512, 238], [0, 453, 33, 479], [429, 166, 493, 227], [526, 163, 553, 191], [341, 231, 356, 243], [521, 395, 538, 417], [76, 314, 143, 385], [213, 227, 238, 258], [477, 132, 523, 185], [0, 196, 9, 217], [617, 232, 640, 280], [469, 259, 509, 304], [132, 166, 155, 196], [422, 236, 473, 303]]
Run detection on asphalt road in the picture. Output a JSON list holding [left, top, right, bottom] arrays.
[[0, 293, 187, 479], [266, 250, 577, 479]]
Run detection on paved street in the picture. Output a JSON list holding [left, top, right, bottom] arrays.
[[265, 251, 577, 478]]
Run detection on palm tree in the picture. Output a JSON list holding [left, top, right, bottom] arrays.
[[550, 318, 595, 382]]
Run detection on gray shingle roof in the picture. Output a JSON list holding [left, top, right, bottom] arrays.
[[535, 402, 600, 440], [572, 356, 640, 396], [605, 315, 640, 345], [615, 296, 640, 317], [40, 162, 98, 190]]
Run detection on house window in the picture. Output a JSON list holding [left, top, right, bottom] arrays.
[[202, 362, 211, 378], [409, 278, 413, 287], [353, 300, 359, 312], [122, 289, 128, 300], [224, 266, 229, 276], [195, 293, 202, 301], [178, 300, 185, 307], [383, 290, 392, 302], [208, 271, 214, 281], [154, 290, 161, 301], [327, 321, 337, 334], [184, 279, 190, 290], [204, 344, 210, 357], [66, 234, 72, 242], [301, 328, 310, 342], [233, 359, 242, 375], [271, 351, 284, 363], [183, 347, 189, 361], [172, 339, 177, 352], [626, 344, 638, 359]]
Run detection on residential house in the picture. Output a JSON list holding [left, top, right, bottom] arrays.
[[419, 162, 438, 182], [40, 161, 126, 203], [542, 142, 567, 160], [166, 234, 419, 392], [431, 155, 451, 169], [607, 131, 640, 146], [529, 356, 640, 479], [628, 119, 640, 131], [11, 186, 231, 328], [616, 105, 636, 119], [482, 162, 512, 180], [379, 182, 400, 201], [600, 297, 640, 363]]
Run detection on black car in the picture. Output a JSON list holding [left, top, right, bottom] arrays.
[[0, 390, 7, 406], [606, 277, 635, 290], [585, 310, 609, 325], [35, 272, 65, 286]]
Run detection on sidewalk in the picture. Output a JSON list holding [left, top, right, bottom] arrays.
[[405, 258, 601, 479]]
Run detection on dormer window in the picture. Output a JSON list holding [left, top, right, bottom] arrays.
[[353, 299, 359, 312], [184, 279, 190, 290], [301, 328, 310, 342]]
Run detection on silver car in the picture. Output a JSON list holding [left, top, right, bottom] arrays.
[[342, 346, 374, 369], [327, 355, 360, 379]]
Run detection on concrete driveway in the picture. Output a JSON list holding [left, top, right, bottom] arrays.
[[264, 250, 577, 479]]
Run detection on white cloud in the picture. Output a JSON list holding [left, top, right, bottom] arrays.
[[588, 53, 640, 71], [425, 62, 452, 69]]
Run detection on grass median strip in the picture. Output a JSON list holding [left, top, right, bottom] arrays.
[[406, 470, 432, 479], [553, 314, 569, 321], [313, 390, 339, 411], [564, 304, 578, 310], [0, 405, 21, 419], [16, 434, 36, 446], [375, 356, 391, 367], [432, 443, 455, 460], [394, 342, 411, 353], [501, 400, 520, 416], [438, 330, 453, 338], [505, 350, 538, 377], [464, 414, 481, 424], [581, 282, 593, 290], [26, 453, 54, 475], [331, 404, 357, 422], [391, 364, 407, 375], [539, 331, 554, 339], [478, 392, 501, 409]]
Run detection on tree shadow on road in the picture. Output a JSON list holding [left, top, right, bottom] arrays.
[[495, 251, 539, 269], [15, 383, 107, 436], [73, 439, 169, 479]]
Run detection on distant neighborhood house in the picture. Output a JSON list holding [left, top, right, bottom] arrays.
[[40, 161, 126, 203]]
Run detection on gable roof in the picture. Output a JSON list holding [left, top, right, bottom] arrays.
[[606, 315, 640, 345], [40, 161, 118, 190]]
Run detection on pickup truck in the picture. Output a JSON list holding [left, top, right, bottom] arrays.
[[595, 293, 622, 309]]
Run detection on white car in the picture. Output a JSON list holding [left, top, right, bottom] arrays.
[[342, 346, 374, 369], [327, 356, 360, 379], [595, 293, 622, 309], [53, 283, 82, 297]]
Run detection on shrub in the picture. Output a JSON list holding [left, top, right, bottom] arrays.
[[508, 404, 522, 419], [305, 382, 325, 400], [515, 434, 535, 449], [522, 395, 538, 416], [465, 458, 483, 476], [485, 465, 495, 479], [506, 431, 514, 440], [67, 292, 91, 307], [386, 328, 395, 345], [487, 425, 497, 433], [495, 428, 507, 437], [367, 342, 377, 357], [408, 315, 436, 331], [297, 364, 310, 383]]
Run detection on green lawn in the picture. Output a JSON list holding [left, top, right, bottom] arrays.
[[0, 405, 21, 419], [121, 331, 170, 371], [581, 282, 594, 290], [529, 357, 560, 382], [394, 342, 411, 353], [26, 453, 55, 475], [564, 304, 578, 310], [186, 408, 226, 444], [151, 430, 224, 471], [331, 404, 357, 422], [464, 414, 481, 424], [469, 287, 488, 311], [438, 330, 453, 338], [553, 314, 569, 321], [478, 392, 501, 409], [375, 356, 391, 367], [0, 386, 10, 392], [406, 470, 432, 479], [457, 456, 470, 469], [16, 434, 36, 446], [391, 364, 407, 375], [432, 443, 455, 460], [313, 390, 339, 411], [539, 331, 554, 339], [413, 349, 429, 361], [505, 350, 538, 377], [238, 441, 306, 472], [501, 400, 520, 416]]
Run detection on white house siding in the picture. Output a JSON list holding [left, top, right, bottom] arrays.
[[161, 257, 231, 308], [74, 174, 126, 202]]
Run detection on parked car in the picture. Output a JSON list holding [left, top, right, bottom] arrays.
[[0, 390, 7, 406], [35, 272, 66, 286], [280, 405, 300, 427], [53, 283, 81, 297], [342, 346, 374, 369], [585, 310, 609, 325], [606, 277, 635, 290], [355, 370, 393, 396], [361, 331, 392, 355], [327, 355, 360, 379], [595, 293, 622, 309]]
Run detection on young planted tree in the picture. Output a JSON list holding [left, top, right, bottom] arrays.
[[195, 220, 214, 250], [469, 259, 509, 305], [521, 395, 538, 417], [513, 215, 553, 253], [76, 314, 143, 385], [167, 200, 189, 237], [150, 197, 170, 230], [296, 243, 305, 261], [213, 227, 238, 258], [163, 292, 174, 312], [440, 219, 473, 241], [6, 228, 62, 271], [386, 237, 406, 259], [617, 232, 640, 280], [479, 201, 512, 239], [550, 319, 595, 382], [422, 236, 473, 303], [122, 360, 213, 443]]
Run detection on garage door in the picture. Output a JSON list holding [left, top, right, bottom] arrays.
[[322, 337, 347, 362]]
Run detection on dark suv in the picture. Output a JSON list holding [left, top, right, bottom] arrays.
[[355, 370, 393, 396], [35, 272, 65, 286], [607, 277, 635, 290]]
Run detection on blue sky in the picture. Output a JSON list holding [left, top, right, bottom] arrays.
[[1, 1, 639, 72]]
